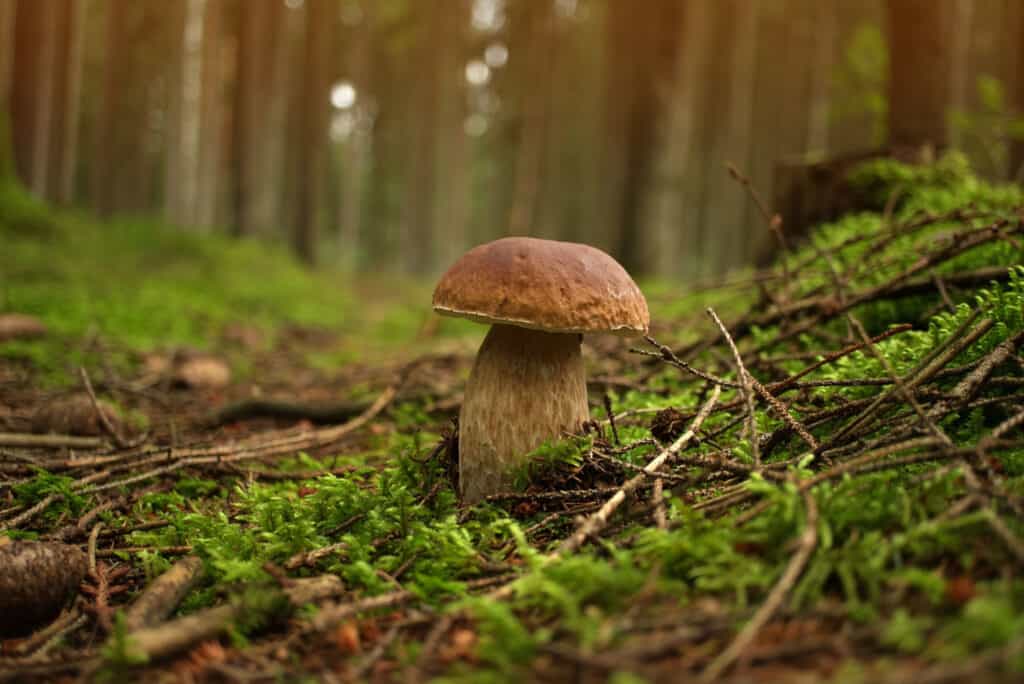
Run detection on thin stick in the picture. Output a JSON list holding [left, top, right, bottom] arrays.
[[699, 488, 819, 682], [87, 523, 102, 575], [125, 555, 206, 629], [707, 308, 760, 467], [652, 477, 667, 530], [78, 367, 129, 449], [847, 313, 952, 448], [0, 433, 107, 449], [554, 386, 721, 557]]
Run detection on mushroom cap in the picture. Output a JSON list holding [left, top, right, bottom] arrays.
[[433, 237, 649, 335]]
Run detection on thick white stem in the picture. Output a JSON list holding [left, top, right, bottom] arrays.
[[458, 324, 590, 503]]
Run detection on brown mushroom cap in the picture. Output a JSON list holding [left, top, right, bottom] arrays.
[[432, 237, 649, 335]]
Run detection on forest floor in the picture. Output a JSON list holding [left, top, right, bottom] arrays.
[[2, 154, 1024, 683]]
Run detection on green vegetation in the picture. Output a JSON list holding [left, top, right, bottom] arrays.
[[2, 154, 1023, 680], [0, 188, 480, 383]]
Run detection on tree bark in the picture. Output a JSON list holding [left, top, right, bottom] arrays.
[[602, 0, 681, 274], [644, 1, 712, 278], [0, 0, 15, 108], [93, 0, 127, 216], [400, 1, 445, 273], [292, 0, 332, 265], [0, 0, 17, 182], [195, 0, 225, 228], [335, 1, 374, 267], [232, 0, 284, 237], [702, 0, 760, 273], [1010, 1, 1024, 179], [11, 0, 58, 196], [506, 2, 555, 239], [432, 0, 469, 270], [886, 0, 953, 152], [47, 0, 85, 205], [163, 1, 187, 224]]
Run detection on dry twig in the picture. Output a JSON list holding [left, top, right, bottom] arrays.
[[699, 488, 819, 681]]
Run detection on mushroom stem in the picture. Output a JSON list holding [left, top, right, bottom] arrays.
[[459, 324, 590, 503]]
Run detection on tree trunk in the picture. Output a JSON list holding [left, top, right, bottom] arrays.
[[806, 0, 836, 155], [432, 0, 469, 270], [163, 1, 187, 224], [47, 0, 85, 205], [0, 0, 15, 108], [886, 0, 953, 152], [195, 0, 225, 228], [335, 1, 374, 267], [93, 0, 127, 216], [1009, 1, 1024, 179], [11, 0, 58, 196], [947, 0, 974, 150], [292, 0, 332, 265], [232, 0, 284, 237], [642, 1, 709, 278], [702, 0, 760, 273], [0, 0, 17, 183], [401, 1, 444, 273], [506, 2, 555, 239], [601, 0, 681, 274]]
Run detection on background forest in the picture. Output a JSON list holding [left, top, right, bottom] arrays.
[[4, 3, 1024, 682], [4, 0, 1024, 277]]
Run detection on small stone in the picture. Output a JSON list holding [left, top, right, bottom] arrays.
[[0, 542, 87, 638], [173, 356, 231, 390]]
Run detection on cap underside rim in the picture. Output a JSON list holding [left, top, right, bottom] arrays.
[[433, 304, 647, 337]]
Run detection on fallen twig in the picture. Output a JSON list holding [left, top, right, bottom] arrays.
[[124, 555, 206, 629], [554, 385, 721, 557], [699, 488, 819, 682], [0, 433, 107, 450], [708, 308, 760, 467]]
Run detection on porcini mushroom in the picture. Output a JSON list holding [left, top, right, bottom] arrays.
[[433, 237, 649, 503]]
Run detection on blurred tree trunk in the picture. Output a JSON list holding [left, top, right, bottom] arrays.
[[433, 1, 469, 269], [646, 1, 713, 278], [49, 0, 85, 205], [163, 1, 187, 225], [0, 0, 17, 182], [947, 0, 974, 149], [806, 1, 836, 155], [602, 0, 681, 274], [702, 0, 760, 274], [0, 0, 13, 105], [93, 0, 127, 216], [11, 0, 58, 196], [1010, 2, 1024, 179], [292, 0, 332, 265], [886, 0, 953, 152], [506, 1, 554, 238], [232, 0, 285, 237], [402, 2, 444, 273], [196, 0, 225, 228], [336, 2, 374, 267]]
